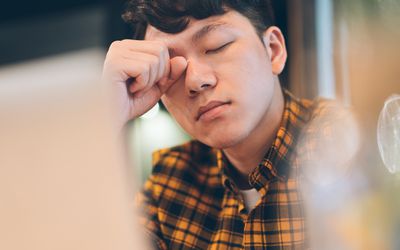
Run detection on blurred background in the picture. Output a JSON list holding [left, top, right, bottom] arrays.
[[1, 0, 399, 249]]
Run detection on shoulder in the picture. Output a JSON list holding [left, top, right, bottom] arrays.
[[284, 89, 344, 116], [295, 96, 360, 179], [147, 140, 221, 197], [151, 140, 216, 173], [308, 97, 357, 124]]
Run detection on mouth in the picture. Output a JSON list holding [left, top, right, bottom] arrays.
[[196, 101, 231, 122]]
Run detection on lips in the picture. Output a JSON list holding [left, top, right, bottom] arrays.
[[196, 101, 230, 121]]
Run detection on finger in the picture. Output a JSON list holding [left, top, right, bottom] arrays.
[[130, 84, 163, 118], [133, 83, 162, 100], [158, 56, 188, 93], [120, 52, 168, 94], [127, 55, 159, 93], [124, 45, 170, 86], [169, 56, 188, 82], [144, 54, 160, 92], [109, 58, 148, 83], [124, 60, 150, 93], [117, 39, 169, 59], [157, 46, 170, 85], [121, 40, 170, 84]]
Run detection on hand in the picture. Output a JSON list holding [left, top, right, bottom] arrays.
[[102, 39, 187, 128]]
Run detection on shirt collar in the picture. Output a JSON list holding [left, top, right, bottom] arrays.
[[216, 149, 237, 193], [216, 89, 312, 194]]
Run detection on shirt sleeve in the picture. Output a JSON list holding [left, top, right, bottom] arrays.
[[135, 176, 168, 250]]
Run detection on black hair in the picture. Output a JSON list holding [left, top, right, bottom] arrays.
[[122, 0, 275, 40]]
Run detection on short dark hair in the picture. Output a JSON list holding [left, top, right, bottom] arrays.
[[122, 0, 275, 40]]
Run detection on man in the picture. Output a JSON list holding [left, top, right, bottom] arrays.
[[102, 0, 318, 249]]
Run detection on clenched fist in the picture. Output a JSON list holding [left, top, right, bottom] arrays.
[[102, 39, 187, 129]]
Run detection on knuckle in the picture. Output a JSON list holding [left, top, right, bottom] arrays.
[[110, 39, 137, 50], [120, 39, 133, 44], [109, 40, 121, 49], [152, 40, 165, 48], [153, 41, 167, 54]]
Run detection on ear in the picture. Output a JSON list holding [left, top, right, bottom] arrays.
[[262, 26, 287, 75]]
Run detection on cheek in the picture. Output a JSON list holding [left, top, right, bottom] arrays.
[[218, 51, 275, 123], [216, 41, 270, 78], [161, 95, 182, 117], [161, 94, 193, 131], [217, 49, 272, 95], [162, 80, 185, 109]]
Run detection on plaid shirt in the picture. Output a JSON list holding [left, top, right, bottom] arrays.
[[137, 90, 319, 249]]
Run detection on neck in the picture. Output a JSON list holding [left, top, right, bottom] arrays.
[[223, 83, 284, 189]]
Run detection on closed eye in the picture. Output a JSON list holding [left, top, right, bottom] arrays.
[[206, 42, 233, 54]]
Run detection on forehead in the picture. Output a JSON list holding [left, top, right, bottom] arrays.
[[144, 11, 248, 43]]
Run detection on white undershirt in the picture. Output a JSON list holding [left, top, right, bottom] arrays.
[[239, 188, 261, 212]]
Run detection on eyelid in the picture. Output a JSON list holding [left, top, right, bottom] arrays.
[[205, 41, 234, 54]]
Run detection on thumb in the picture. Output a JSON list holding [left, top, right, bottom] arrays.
[[169, 56, 188, 81], [158, 56, 187, 93]]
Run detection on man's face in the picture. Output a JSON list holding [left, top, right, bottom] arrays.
[[145, 10, 285, 149]]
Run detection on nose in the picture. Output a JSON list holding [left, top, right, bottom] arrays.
[[184, 60, 217, 97]]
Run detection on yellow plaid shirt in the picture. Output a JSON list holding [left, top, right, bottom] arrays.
[[137, 90, 319, 249]]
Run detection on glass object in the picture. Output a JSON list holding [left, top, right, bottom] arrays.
[[377, 94, 400, 174]]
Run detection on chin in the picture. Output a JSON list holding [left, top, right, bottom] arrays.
[[196, 126, 251, 150]]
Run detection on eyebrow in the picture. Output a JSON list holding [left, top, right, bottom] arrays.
[[191, 22, 230, 43], [167, 22, 230, 57]]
